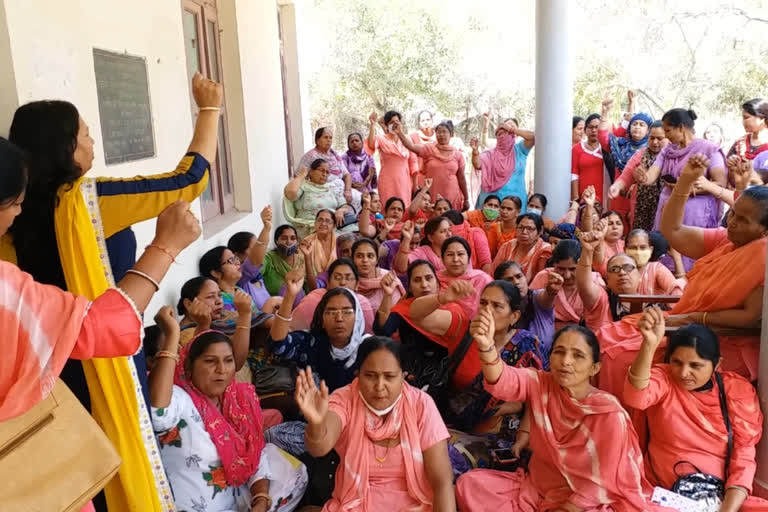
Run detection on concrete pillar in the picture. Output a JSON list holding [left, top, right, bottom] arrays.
[[753, 259, 768, 498], [533, 0, 572, 220]]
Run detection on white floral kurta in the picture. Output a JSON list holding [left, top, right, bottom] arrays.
[[152, 385, 307, 512]]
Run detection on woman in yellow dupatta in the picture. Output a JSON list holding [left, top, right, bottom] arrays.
[[5, 73, 223, 512]]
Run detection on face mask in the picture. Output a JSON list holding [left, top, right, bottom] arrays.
[[359, 391, 402, 417], [482, 208, 500, 221], [387, 123, 395, 134], [528, 207, 542, 216], [626, 248, 652, 266], [275, 243, 298, 257]]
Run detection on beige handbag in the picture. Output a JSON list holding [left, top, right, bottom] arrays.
[[0, 379, 122, 512]]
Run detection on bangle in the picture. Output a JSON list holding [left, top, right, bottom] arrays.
[[199, 106, 221, 112], [716, 187, 724, 200], [478, 345, 496, 353], [155, 350, 179, 362], [125, 269, 160, 291], [518, 429, 530, 435], [250, 493, 272, 510], [254, 240, 267, 246], [671, 189, 691, 198], [146, 244, 177, 263], [275, 313, 293, 322], [702, 312, 708, 326], [577, 262, 592, 267], [482, 354, 501, 366], [235, 325, 250, 330]]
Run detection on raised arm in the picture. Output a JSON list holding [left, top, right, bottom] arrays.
[[367, 112, 379, 151], [660, 154, 708, 259], [575, 231, 604, 310], [148, 306, 181, 408], [393, 221, 414, 274], [470, 137, 482, 170], [269, 270, 303, 341], [299, 239, 318, 291], [246, 206, 272, 268], [516, 128, 535, 149], [295, 367, 343, 457], [535, 271, 564, 310], [393, 120, 422, 154], [358, 193, 377, 238], [283, 167, 307, 201], [408, 281, 474, 332], [628, 306, 665, 390], [480, 112, 490, 149], [376, 271, 399, 328], [598, 97, 613, 133], [230, 289, 254, 371]]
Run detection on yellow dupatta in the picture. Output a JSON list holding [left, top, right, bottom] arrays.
[[54, 178, 173, 512]]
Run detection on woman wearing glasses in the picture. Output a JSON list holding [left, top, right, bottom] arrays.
[[491, 213, 552, 282], [575, 229, 642, 332], [268, 269, 368, 391]]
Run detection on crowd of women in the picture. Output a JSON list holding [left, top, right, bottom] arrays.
[[3, 72, 768, 512]]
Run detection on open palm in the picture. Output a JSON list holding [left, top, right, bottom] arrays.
[[295, 366, 329, 425]]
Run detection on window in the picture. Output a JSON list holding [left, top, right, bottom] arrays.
[[181, 0, 234, 221]]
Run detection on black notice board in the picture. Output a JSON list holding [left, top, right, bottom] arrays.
[[93, 49, 156, 165]]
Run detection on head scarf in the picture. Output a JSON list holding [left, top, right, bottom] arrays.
[[318, 289, 368, 368], [480, 132, 517, 192], [174, 330, 265, 487], [609, 112, 653, 170], [548, 223, 578, 240]]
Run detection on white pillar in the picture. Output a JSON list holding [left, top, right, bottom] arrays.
[[753, 251, 768, 498], [533, 0, 572, 220]]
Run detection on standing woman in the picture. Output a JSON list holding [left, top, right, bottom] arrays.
[[341, 132, 377, 193], [572, 116, 585, 145], [7, 73, 222, 512], [394, 120, 469, 211], [571, 113, 608, 205], [608, 121, 667, 231], [637, 108, 727, 271], [471, 119, 535, 209], [366, 110, 417, 207], [410, 110, 437, 183], [728, 98, 768, 160]]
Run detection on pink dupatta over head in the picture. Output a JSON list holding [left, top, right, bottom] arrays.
[[174, 330, 265, 487], [480, 133, 516, 192], [327, 379, 433, 511]]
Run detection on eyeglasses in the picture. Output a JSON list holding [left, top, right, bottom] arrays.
[[219, 256, 239, 267], [607, 264, 637, 275], [316, 218, 334, 225], [517, 225, 538, 233], [323, 308, 355, 318]]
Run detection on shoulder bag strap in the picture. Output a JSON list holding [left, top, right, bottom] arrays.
[[442, 330, 474, 384], [715, 372, 733, 481]]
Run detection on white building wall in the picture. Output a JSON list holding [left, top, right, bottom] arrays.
[[0, 0, 293, 319]]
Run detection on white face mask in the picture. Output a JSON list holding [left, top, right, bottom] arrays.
[[359, 391, 402, 417], [528, 207, 543, 216]]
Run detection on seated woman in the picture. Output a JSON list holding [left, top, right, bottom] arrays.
[[432, 197, 452, 217], [625, 308, 768, 510], [359, 186, 431, 241], [149, 318, 307, 512], [438, 236, 492, 317], [434, 282, 546, 475], [596, 155, 767, 397], [546, 222, 578, 247], [443, 209, 492, 273], [576, 229, 642, 331], [291, 258, 375, 333], [393, 216, 452, 274], [226, 207, 275, 310], [581, 185, 625, 276], [526, 193, 555, 231], [530, 240, 602, 331], [495, 261, 558, 352], [456, 324, 664, 511], [176, 276, 224, 344], [465, 194, 500, 235], [298, 127, 356, 208], [268, 270, 367, 392], [625, 228, 683, 295], [352, 238, 405, 312], [295, 338, 456, 511], [378, 226, 421, 272], [375, 261, 473, 384], [199, 246, 278, 328], [487, 195, 522, 258], [491, 213, 553, 281], [262, 224, 312, 299], [283, 158, 355, 239], [303, 209, 338, 277]]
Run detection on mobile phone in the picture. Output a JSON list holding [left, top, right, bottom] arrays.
[[660, 174, 678, 184], [490, 448, 517, 464]]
